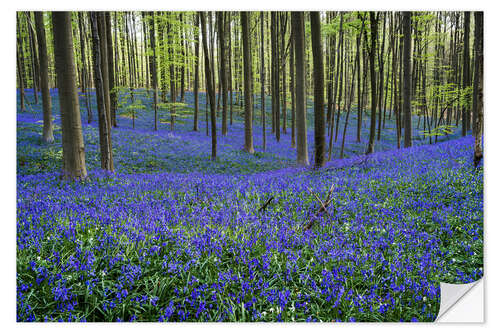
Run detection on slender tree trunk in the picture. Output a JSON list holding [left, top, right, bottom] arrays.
[[377, 12, 386, 141], [17, 13, 26, 113], [310, 12, 325, 168], [228, 12, 233, 125], [35, 12, 54, 143], [200, 12, 217, 160], [328, 13, 343, 159], [271, 12, 280, 142], [180, 13, 186, 102], [366, 12, 378, 155], [334, 26, 344, 143], [27, 13, 40, 105], [52, 11, 88, 180], [341, 19, 363, 159], [78, 12, 92, 123], [105, 12, 117, 128], [462, 11, 471, 136], [90, 12, 114, 172], [218, 12, 228, 136], [241, 11, 255, 154], [193, 13, 200, 131], [149, 12, 158, 131], [281, 13, 288, 135], [356, 14, 363, 143], [97, 13, 112, 142], [260, 12, 266, 151], [402, 11, 412, 148], [473, 11, 483, 167], [292, 12, 309, 166], [290, 18, 296, 149]]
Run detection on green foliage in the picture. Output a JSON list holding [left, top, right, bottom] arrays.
[[421, 124, 455, 138]]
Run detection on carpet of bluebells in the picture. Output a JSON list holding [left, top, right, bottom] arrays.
[[17, 88, 483, 322]]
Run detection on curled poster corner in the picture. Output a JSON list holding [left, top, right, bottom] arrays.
[[435, 278, 484, 322]]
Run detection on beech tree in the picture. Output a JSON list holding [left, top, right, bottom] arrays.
[[473, 11, 483, 168], [402, 11, 412, 148], [52, 11, 87, 180], [34, 12, 54, 143], [241, 11, 255, 154], [292, 12, 309, 166], [310, 11, 326, 168], [90, 12, 114, 172], [200, 12, 217, 160], [366, 12, 378, 155]]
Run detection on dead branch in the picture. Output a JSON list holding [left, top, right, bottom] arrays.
[[258, 196, 274, 212], [303, 184, 336, 231]]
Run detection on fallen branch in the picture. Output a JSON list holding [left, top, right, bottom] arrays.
[[303, 184, 335, 231], [258, 196, 274, 212]]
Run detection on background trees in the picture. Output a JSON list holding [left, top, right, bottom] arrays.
[[16, 11, 484, 177]]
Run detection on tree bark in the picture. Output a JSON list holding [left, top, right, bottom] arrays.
[[77, 12, 92, 124], [90, 12, 114, 172], [193, 12, 200, 131], [292, 12, 309, 166], [17, 13, 26, 113], [241, 11, 255, 154], [149, 12, 158, 131], [403, 11, 412, 148], [200, 12, 217, 160], [218, 12, 228, 136], [35, 12, 54, 143], [366, 12, 378, 155], [473, 11, 483, 167], [52, 11, 88, 180], [462, 11, 471, 136], [260, 12, 266, 151], [105, 12, 117, 128], [310, 12, 325, 168]]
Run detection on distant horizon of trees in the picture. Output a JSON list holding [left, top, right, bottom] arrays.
[[16, 11, 483, 180]]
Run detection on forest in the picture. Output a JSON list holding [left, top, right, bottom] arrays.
[[16, 11, 483, 322]]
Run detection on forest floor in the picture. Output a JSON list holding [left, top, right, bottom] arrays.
[[16, 89, 483, 322]]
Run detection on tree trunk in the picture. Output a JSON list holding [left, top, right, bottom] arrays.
[[105, 12, 117, 128], [292, 12, 309, 166], [377, 12, 386, 141], [366, 12, 378, 155], [241, 11, 255, 154], [473, 11, 483, 167], [52, 11, 88, 180], [77, 12, 92, 124], [193, 12, 200, 131], [290, 16, 296, 149], [281, 13, 288, 135], [97, 13, 112, 138], [402, 12, 412, 148], [341, 18, 363, 159], [35, 12, 54, 143], [149, 12, 158, 131], [27, 13, 40, 105], [17, 13, 26, 113], [200, 12, 217, 160], [260, 12, 266, 151], [218, 12, 228, 136], [90, 12, 114, 172], [271, 12, 280, 142], [310, 12, 325, 168], [462, 11, 471, 136], [180, 13, 186, 102]]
